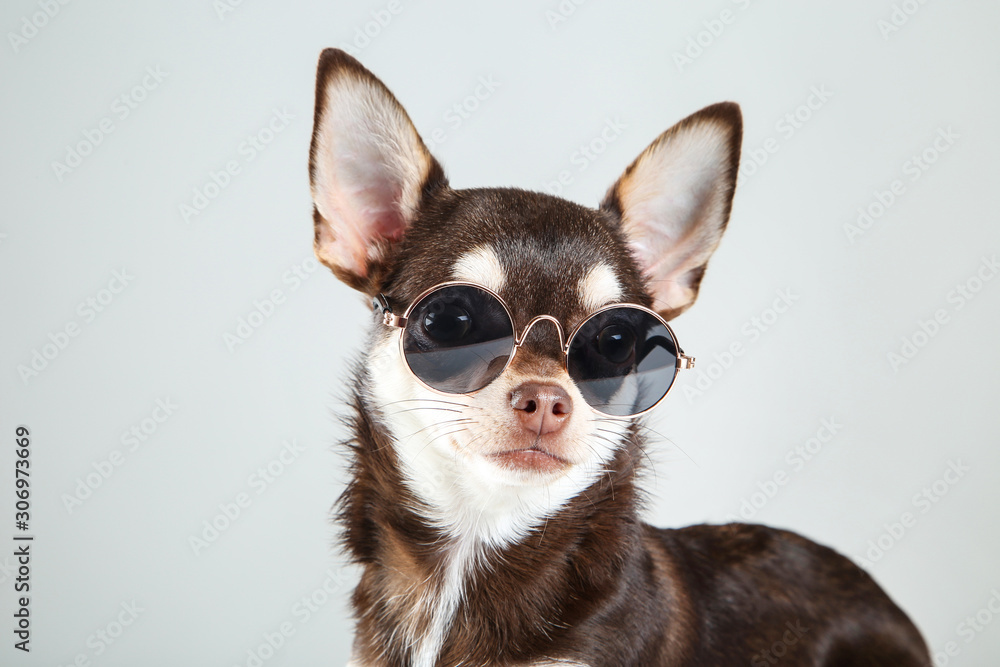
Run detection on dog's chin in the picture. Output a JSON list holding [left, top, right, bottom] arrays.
[[486, 447, 572, 476], [477, 429, 578, 479], [470, 440, 581, 490]]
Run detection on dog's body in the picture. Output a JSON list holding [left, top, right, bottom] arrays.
[[308, 49, 930, 667]]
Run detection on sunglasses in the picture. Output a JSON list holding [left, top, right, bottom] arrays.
[[373, 282, 695, 417]]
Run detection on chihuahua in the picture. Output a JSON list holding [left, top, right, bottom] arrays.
[[308, 49, 931, 667]]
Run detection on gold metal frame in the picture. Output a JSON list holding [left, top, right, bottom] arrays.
[[375, 281, 695, 417]]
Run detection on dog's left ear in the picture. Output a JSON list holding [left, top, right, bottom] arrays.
[[602, 102, 742, 320], [309, 49, 447, 293]]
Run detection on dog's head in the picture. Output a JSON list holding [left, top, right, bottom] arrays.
[[309, 49, 741, 546]]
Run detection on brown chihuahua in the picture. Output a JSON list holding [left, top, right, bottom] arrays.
[[307, 49, 931, 667]]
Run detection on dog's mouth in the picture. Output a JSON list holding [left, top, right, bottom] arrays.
[[486, 447, 571, 474]]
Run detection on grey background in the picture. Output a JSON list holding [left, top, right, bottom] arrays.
[[2, 1, 998, 665]]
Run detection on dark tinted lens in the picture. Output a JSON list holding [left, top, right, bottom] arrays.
[[402, 285, 514, 393], [567, 307, 678, 416]]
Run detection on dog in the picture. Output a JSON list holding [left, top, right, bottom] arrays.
[[307, 48, 931, 667]]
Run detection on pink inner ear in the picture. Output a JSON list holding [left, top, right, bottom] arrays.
[[612, 123, 735, 317], [317, 144, 408, 277], [629, 219, 714, 316], [310, 64, 440, 282], [350, 177, 406, 259], [366, 190, 406, 242], [322, 194, 404, 278]]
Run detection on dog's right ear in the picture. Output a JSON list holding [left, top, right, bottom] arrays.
[[601, 102, 742, 321], [309, 49, 447, 293]]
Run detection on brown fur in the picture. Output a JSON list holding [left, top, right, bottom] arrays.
[[312, 49, 932, 666], [340, 373, 930, 665]]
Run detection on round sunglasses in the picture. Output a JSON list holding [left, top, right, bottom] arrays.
[[373, 282, 695, 417]]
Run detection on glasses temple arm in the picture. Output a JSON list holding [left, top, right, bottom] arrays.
[[372, 293, 407, 328], [677, 353, 695, 369]]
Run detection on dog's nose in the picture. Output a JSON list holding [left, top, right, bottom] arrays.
[[510, 383, 573, 435]]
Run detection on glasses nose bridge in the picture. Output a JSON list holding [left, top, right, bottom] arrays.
[[515, 315, 567, 351]]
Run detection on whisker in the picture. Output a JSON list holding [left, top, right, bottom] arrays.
[[377, 397, 471, 409], [579, 439, 616, 501], [633, 422, 701, 470], [407, 418, 476, 439], [386, 406, 465, 417], [537, 484, 552, 546], [591, 417, 701, 471], [412, 426, 472, 460], [367, 416, 471, 454], [454, 428, 490, 455], [592, 429, 658, 485]]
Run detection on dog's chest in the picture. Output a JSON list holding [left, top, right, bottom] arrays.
[[347, 659, 591, 667]]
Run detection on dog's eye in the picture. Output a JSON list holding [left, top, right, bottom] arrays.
[[596, 324, 636, 365], [422, 302, 472, 343]]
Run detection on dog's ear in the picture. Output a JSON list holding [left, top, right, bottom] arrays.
[[602, 102, 742, 320], [309, 49, 447, 293]]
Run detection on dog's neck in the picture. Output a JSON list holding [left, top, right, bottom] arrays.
[[340, 387, 647, 667]]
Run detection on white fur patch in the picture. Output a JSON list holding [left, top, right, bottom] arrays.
[[365, 327, 631, 666], [350, 657, 590, 667], [368, 334, 626, 546], [577, 263, 623, 312], [451, 245, 506, 293], [410, 537, 477, 667], [616, 116, 735, 314]]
